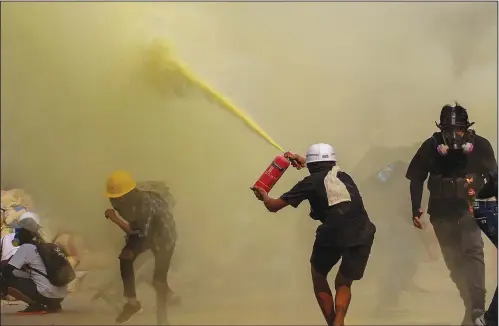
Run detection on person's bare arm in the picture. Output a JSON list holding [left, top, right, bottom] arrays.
[[105, 209, 132, 235], [251, 187, 289, 212]]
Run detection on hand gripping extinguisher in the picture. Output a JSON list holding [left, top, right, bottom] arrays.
[[253, 154, 292, 193]]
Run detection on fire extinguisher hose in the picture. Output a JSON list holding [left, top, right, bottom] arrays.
[[146, 39, 286, 153]]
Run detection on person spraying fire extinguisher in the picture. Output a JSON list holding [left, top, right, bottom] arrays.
[[251, 143, 376, 326]]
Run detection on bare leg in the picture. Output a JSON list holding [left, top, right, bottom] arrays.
[[333, 272, 353, 326], [311, 265, 335, 325]]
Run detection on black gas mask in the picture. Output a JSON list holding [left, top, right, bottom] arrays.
[[435, 103, 475, 156]]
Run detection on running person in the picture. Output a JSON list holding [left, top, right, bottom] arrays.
[[251, 143, 376, 326]]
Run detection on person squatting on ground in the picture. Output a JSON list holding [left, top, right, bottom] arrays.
[[251, 144, 376, 326], [0, 212, 68, 314], [473, 170, 498, 326], [406, 103, 497, 325], [104, 170, 178, 324]]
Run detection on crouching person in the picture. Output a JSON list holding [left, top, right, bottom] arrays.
[[0, 212, 71, 314]]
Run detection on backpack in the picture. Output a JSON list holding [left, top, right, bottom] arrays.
[[29, 242, 76, 287], [136, 181, 175, 209]]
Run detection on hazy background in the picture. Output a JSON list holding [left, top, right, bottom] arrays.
[[1, 2, 497, 325]]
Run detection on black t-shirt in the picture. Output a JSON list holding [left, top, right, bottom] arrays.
[[406, 133, 497, 216], [477, 170, 498, 199], [280, 168, 373, 247]]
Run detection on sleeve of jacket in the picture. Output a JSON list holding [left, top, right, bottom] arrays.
[[406, 139, 433, 214], [477, 170, 498, 199], [478, 136, 498, 173], [131, 196, 156, 238], [406, 138, 433, 182]]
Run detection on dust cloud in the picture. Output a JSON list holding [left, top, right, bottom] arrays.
[[1, 2, 497, 325]]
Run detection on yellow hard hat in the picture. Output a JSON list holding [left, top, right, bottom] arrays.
[[105, 170, 137, 198]]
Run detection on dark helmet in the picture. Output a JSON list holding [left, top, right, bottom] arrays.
[[436, 102, 474, 130]]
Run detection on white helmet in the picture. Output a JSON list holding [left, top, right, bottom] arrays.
[[9, 212, 41, 233], [306, 143, 337, 164]]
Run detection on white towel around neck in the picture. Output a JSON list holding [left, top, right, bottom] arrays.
[[324, 166, 352, 207]]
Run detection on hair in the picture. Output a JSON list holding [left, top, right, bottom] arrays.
[[17, 228, 39, 244], [307, 161, 336, 174], [110, 187, 141, 211]]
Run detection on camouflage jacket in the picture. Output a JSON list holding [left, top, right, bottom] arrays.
[[115, 190, 177, 251]]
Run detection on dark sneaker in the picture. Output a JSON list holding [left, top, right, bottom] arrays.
[[466, 309, 485, 326], [16, 303, 47, 315], [116, 301, 143, 324], [475, 311, 497, 326], [473, 309, 486, 322], [475, 314, 487, 326]]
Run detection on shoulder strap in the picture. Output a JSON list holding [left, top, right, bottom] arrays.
[[26, 242, 50, 279], [25, 265, 49, 279]]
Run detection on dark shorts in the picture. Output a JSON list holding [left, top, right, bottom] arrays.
[[310, 228, 375, 280]]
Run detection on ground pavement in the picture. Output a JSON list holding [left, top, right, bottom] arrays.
[[1, 250, 497, 325]]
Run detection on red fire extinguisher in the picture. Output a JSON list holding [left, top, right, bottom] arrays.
[[253, 155, 291, 193]]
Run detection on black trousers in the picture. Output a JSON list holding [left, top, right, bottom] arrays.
[[119, 235, 175, 299], [0, 273, 63, 309], [431, 213, 486, 315]]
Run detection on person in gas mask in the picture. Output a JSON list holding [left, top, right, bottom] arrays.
[[406, 103, 497, 325], [251, 144, 376, 326], [473, 170, 498, 326], [104, 170, 178, 325]]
